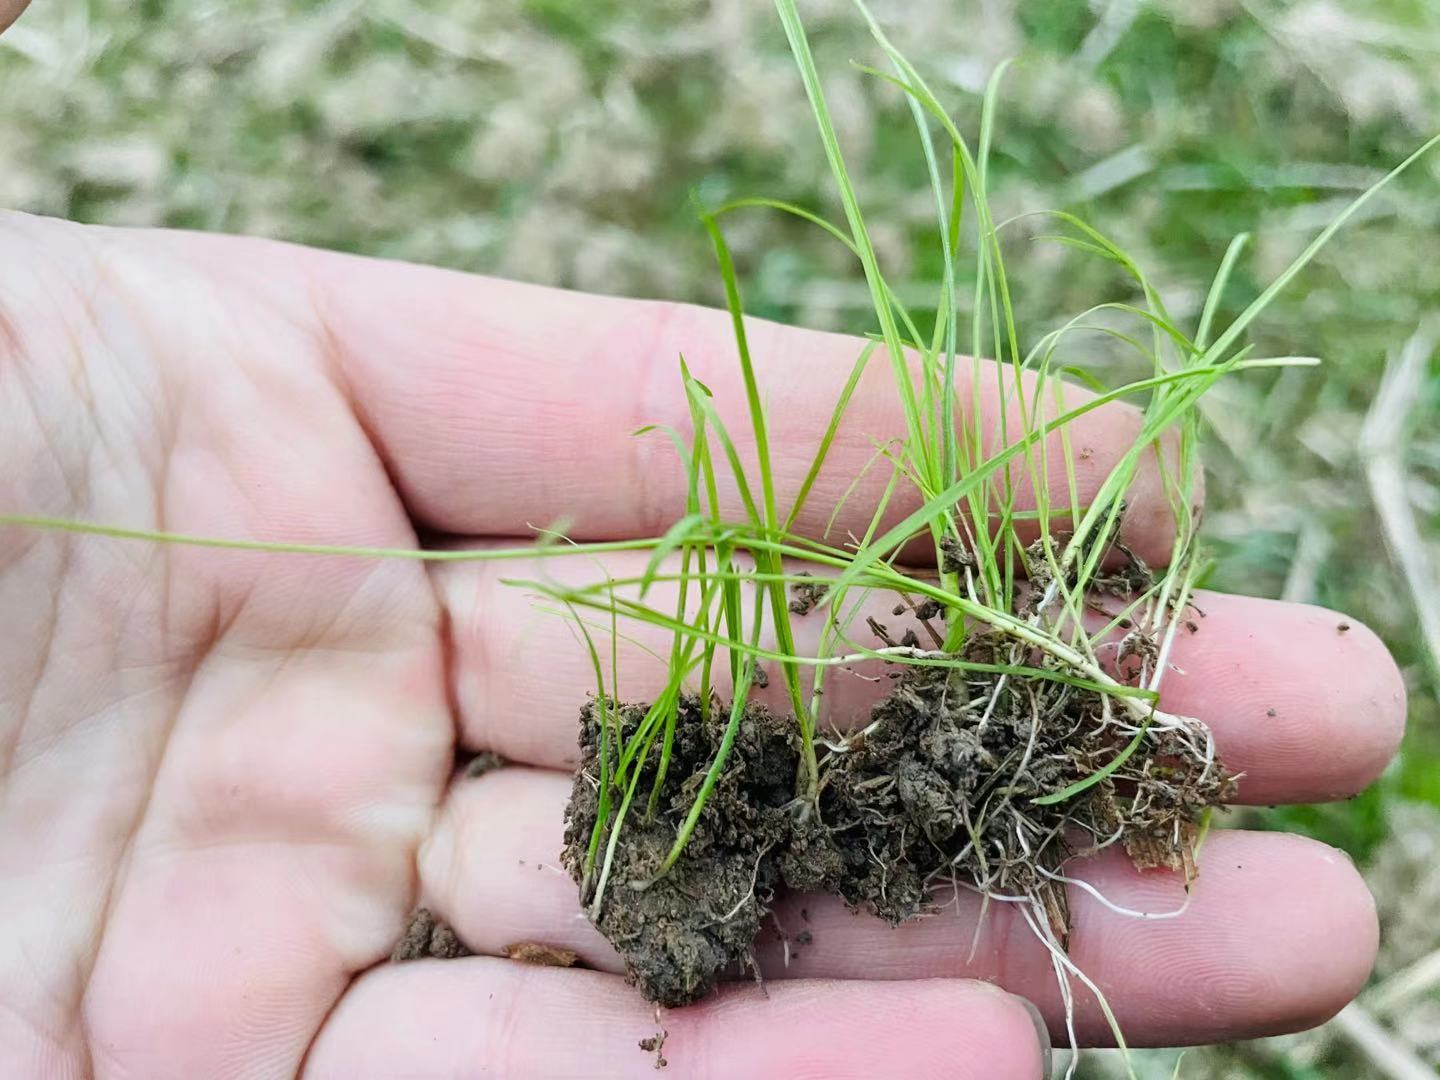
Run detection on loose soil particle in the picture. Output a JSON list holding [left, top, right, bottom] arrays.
[[787, 572, 829, 616], [391, 908, 473, 962], [464, 751, 507, 780], [639, 1030, 669, 1069], [502, 941, 579, 967]]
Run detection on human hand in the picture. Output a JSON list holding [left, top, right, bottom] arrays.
[[0, 0, 26, 34], [0, 212, 1403, 1078]]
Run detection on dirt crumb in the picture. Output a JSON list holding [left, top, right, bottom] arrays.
[[913, 598, 942, 621], [938, 534, 973, 574], [639, 1030, 669, 1069], [502, 941, 579, 967], [391, 908, 473, 962], [788, 572, 829, 616], [465, 751, 507, 780]]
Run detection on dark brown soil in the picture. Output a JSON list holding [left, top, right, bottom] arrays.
[[562, 696, 799, 1006], [639, 1030, 669, 1069], [463, 750, 507, 780], [564, 642, 1234, 1006], [786, 571, 828, 615], [391, 908, 473, 962]]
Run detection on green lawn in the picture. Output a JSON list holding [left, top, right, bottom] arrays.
[[3, 1, 1437, 1074]]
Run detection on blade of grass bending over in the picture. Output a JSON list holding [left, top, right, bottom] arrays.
[[654, 586, 769, 877], [698, 216, 816, 792], [709, 198, 931, 350], [679, 358, 734, 704], [846, 48, 1014, 614], [637, 513, 706, 600], [0, 514, 666, 561], [698, 210, 780, 531], [647, 398, 714, 814], [683, 374, 762, 527], [4, 346, 1312, 580], [774, 0, 925, 467], [564, 596, 614, 882], [1196, 232, 1250, 351], [1201, 131, 1440, 364], [815, 363, 1238, 610], [784, 340, 880, 533]]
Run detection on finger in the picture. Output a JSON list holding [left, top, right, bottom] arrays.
[[0, 1, 29, 33], [178, 230, 1186, 565], [419, 767, 1377, 1048], [304, 959, 1048, 1079], [433, 550, 1404, 804]]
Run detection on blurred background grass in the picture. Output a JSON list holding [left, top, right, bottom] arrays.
[[2, 0, 1437, 1075]]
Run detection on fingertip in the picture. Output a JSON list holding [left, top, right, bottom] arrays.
[[1161, 594, 1406, 803], [0, 1, 30, 34], [1077, 831, 1380, 1043], [1212, 832, 1378, 1035], [1336, 613, 1408, 789], [673, 979, 1050, 1080], [1003, 990, 1054, 1080], [1266, 604, 1406, 800]]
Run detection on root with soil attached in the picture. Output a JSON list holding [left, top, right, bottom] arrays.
[[563, 633, 1234, 1007]]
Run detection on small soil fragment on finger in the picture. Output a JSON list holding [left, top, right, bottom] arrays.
[[913, 597, 943, 622], [392, 908, 473, 962], [938, 534, 973, 573], [788, 572, 828, 616], [639, 1030, 669, 1069], [1089, 540, 1154, 598], [464, 751, 507, 780], [502, 941, 579, 968]]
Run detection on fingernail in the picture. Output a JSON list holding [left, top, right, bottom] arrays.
[[1009, 993, 1052, 1078]]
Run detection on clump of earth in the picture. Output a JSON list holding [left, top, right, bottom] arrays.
[[562, 622, 1234, 1006]]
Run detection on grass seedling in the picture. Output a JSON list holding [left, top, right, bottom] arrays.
[[4, 0, 1437, 1072]]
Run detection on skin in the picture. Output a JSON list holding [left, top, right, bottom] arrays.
[[0, 206, 1408, 1079], [0, 0, 23, 33]]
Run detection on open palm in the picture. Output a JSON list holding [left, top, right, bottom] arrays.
[[0, 211, 1404, 1079]]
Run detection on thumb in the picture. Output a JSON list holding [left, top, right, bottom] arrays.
[[0, 1, 29, 34], [1010, 992, 1055, 1078]]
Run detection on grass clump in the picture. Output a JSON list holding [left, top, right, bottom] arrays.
[[539, 0, 1439, 1063], [4, 0, 1437, 1072]]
